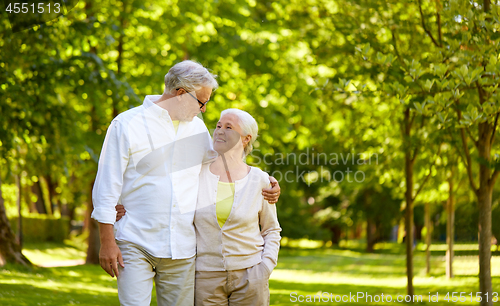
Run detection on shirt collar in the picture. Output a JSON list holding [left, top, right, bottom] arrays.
[[143, 95, 170, 118]]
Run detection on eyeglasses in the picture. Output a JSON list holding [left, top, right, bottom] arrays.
[[176, 88, 209, 110]]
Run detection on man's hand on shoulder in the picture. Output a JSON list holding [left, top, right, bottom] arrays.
[[262, 176, 281, 204]]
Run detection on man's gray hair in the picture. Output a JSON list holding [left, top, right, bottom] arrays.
[[164, 60, 218, 93], [220, 108, 258, 158]]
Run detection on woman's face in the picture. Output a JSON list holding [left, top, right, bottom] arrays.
[[213, 114, 248, 155]]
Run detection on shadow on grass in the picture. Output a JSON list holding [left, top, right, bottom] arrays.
[[0, 282, 118, 306], [0, 264, 120, 306], [22, 241, 84, 252]]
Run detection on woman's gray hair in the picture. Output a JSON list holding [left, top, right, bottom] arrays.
[[164, 60, 218, 93], [220, 108, 258, 158]]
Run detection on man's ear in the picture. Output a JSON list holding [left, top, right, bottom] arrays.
[[175, 88, 186, 102], [176, 88, 186, 96]]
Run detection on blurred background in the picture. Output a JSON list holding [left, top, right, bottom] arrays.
[[1, 0, 500, 305]]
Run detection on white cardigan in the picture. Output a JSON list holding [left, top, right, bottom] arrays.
[[194, 164, 282, 274]]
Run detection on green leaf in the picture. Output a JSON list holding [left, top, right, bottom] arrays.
[[459, 65, 469, 78], [470, 67, 483, 82], [424, 79, 435, 92], [433, 63, 448, 79], [404, 75, 414, 83]]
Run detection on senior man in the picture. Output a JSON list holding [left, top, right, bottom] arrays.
[[91, 60, 280, 306]]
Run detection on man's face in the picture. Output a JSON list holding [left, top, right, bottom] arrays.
[[176, 87, 212, 121]]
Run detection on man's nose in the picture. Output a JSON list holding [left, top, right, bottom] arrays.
[[200, 104, 207, 113]]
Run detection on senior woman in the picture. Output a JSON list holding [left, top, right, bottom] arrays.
[[194, 108, 281, 306]]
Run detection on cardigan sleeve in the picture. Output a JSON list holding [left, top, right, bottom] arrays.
[[259, 182, 282, 274]]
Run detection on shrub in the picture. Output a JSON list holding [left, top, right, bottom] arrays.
[[8, 215, 70, 243]]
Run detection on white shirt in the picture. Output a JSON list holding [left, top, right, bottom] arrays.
[[91, 95, 216, 259]]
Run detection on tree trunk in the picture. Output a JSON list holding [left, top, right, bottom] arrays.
[[45, 176, 58, 216], [86, 180, 100, 264], [330, 225, 342, 245], [404, 108, 414, 298], [477, 3, 493, 303], [32, 180, 47, 214], [446, 176, 454, 279], [425, 202, 432, 275], [477, 184, 493, 306], [365, 190, 375, 253], [15, 175, 23, 247], [366, 218, 375, 253], [478, 178, 493, 306], [0, 176, 31, 266], [24, 185, 36, 213], [476, 119, 493, 306]]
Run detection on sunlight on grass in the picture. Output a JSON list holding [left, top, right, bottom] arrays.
[[22, 247, 86, 265], [21, 238, 87, 266], [415, 243, 496, 251], [281, 237, 325, 248]]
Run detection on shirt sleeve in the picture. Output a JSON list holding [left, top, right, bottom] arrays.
[[91, 118, 130, 224], [259, 181, 282, 274]]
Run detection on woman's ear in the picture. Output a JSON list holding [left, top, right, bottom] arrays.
[[242, 135, 251, 146]]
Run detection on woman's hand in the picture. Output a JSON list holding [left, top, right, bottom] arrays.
[[262, 176, 280, 204], [115, 204, 126, 222]]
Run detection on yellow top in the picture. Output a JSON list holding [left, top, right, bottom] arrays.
[[216, 181, 235, 228], [172, 120, 180, 133]]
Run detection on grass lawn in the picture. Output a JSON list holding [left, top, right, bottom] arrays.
[[0, 239, 499, 305]]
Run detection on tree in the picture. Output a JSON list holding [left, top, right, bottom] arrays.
[[0, 174, 31, 266], [336, 0, 500, 303]]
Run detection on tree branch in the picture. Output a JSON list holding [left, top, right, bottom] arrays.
[[476, 81, 487, 105], [465, 126, 479, 148], [491, 169, 500, 187], [411, 145, 420, 164], [437, 12, 443, 47], [391, 29, 406, 68], [413, 144, 442, 201], [490, 112, 499, 144], [409, 112, 416, 131], [418, 0, 440, 48], [411, 116, 425, 162]]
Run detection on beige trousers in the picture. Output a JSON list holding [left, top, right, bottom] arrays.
[[116, 240, 195, 306], [194, 262, 271, 306]]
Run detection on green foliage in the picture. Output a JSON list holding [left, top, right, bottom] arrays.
[[352, 186, 403, 241], [0, 183, 18, 217], [8, 215, 70, 243], [1, 0, 499, 247]]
